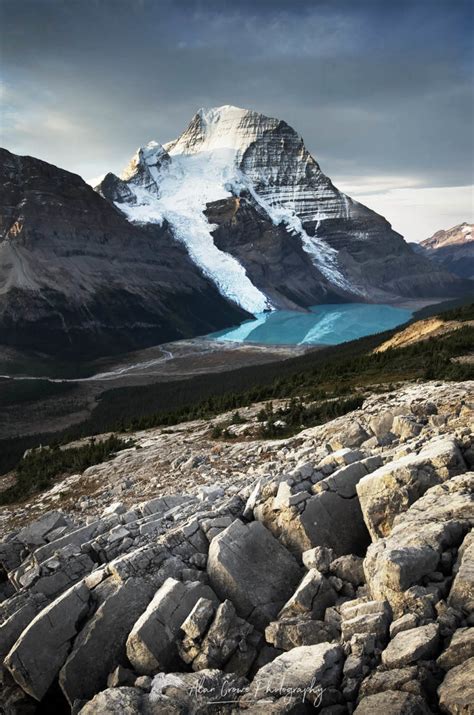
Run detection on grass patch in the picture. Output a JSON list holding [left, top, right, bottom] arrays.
[[0, 435, 134, 505]]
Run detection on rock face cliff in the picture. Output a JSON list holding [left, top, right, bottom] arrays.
[[1, 381, 473, 713], [0, 148, 248, 356], [413, 223, 474, 280], [99, 105, 466, 310]]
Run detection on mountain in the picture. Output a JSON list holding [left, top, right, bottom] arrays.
[[1, 107, 469, 357], [413, 223, 474, 280], [98, 105, 466, 309], [0, 148, 248, 357]]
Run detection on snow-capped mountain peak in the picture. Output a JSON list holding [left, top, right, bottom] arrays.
[[97, 106, 462, 315]]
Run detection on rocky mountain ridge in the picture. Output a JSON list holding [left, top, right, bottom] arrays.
[[0, 148, 248, 356], [1, 380, 473, 713], [412, 223, 474, 281]]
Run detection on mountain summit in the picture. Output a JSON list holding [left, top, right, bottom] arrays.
[[98, 105, 463, 312]]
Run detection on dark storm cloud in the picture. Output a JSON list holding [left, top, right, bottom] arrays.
[[1, 0, 473, 190]]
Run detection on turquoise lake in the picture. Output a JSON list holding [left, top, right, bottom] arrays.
[[208, 303, 412, 346]]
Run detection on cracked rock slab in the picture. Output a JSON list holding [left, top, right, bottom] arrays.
[[437, 657, 474, 714], [4, 581, 90, 701], [59, 576, 154, 705], [357, 437, 466, 540], [381, 623, 440, 669], [207, 519, 302, 630], [126, 577, 218, 674]]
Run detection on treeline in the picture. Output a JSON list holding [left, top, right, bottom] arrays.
[[0, 435, 134, 505], [1, 305, 473, 479]]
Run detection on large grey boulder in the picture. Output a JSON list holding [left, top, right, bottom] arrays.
[[4, 581, 90, 701], [59, 576, 154, 705], [16, 510, 70, 549], [381, 624, 440, 669], [265, 616, 339, 651], [364, 473, 474, 616], [255, 457, 381, 558], [0, 593, 49, 660], [354, 691, 433, 714], [437, 627, 474, 671], [207, 519, 302, 630], [438, 656, 474, 714], [357, 437, 465, 540], [246, 643, 343, 706], [126, 577, 218, 674], [78, 686, 144, 714], [180, 599, 256, 675], [147, 669, 249, 714]]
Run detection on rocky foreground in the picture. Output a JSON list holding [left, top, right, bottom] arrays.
[[0, 381, 473, 714]]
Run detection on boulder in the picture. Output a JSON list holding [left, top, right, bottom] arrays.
[[437, 627, 474, 671], [265, 617, 339, 650], [0, 593, 49, 660], [357, 437, 466, 540], [448, 530, 474, 614], [391, 415, 422, 440], [302, 546, 334, 573], [59, 576, 154, 705], [181, 599, 255, 674], [390, 613, 418, 638], [330, 554, 365, 586], [207, 520, 302, 629], [437, 657, 474, 714], [126, 578, 218, 674], [4, 582, 90, 701], [255, 458, 380, 558], [247, 643, 343, 706], [78, 686, 143, 714], [358, 666, 419, 699], [354, 691, 433, 714], [364, 473, 474, 616], [278, 568, 337, 620], [147, 669, 248, 713], [16, 511, 70, 549], [381, 624, 440, 669], [180, 597, 216, 640]]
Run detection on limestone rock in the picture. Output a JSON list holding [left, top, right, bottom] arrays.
[[78, 686, 144, 715], [448, 530, 474, 614], [147, 669, 249, 713], [4, 582, 90, 701], [207, 519, 302, 629], [247, 643, 343, 706], [180, 597, 216, 640], [265, 616, 339, 650], [302, 546, 334, 573], [330, 554, 365, 586], [354, 690, 433, 714], [364, 473, 474, 616], [357, 437, 466, 540], [381, 624, 440, 669], [278, 568, 337, 620], [437, 627, 474, 671], [59, 576, 154, 705], [126, 578, 218, 674], [438, 656, 474, 714]]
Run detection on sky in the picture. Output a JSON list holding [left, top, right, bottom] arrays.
[[1, 0, 473, 242]]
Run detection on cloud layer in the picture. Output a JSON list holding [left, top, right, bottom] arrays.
[[1, 0, 473, 240]]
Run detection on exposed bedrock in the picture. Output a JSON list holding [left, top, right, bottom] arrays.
[[0, 380, 472, 713]]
